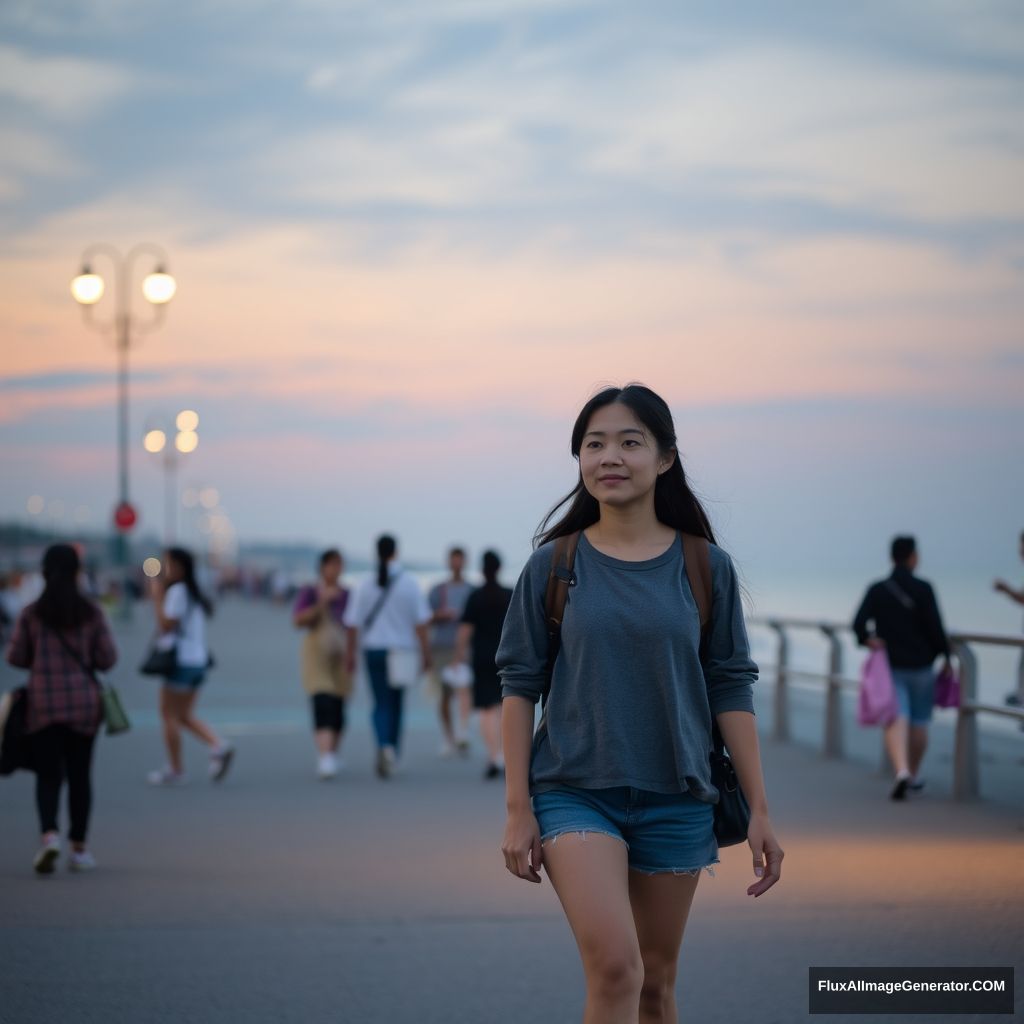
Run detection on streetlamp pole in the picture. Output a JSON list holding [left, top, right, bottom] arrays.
[[72, 244, 176, 620]]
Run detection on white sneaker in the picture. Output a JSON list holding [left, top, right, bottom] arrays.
[[209, 744, 235, 783], [317, 753, 338, 779], [33, 834, 61, 875], [69, 850, 97, 873], [148, 767, 186, 786], [438, 740, 456, 758]]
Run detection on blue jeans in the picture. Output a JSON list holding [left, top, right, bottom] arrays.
[[891, 666, 935, 725], [364, 650, 404, 752], [532, 784, 718, 876]]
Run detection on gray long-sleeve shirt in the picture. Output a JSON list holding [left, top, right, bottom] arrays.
[[497, 531, 757, 802]]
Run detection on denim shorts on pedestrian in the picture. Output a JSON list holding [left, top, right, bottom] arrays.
[[165, 664, 206, 692], [531, 784, 719, 876], [891, 666, 935, 725]]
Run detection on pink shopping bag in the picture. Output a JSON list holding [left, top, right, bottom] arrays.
[[858, 649, 898, 726], [934, 664, 961, 709]]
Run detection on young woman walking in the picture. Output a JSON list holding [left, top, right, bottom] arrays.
[[497, 384, 784, 1024], [5, 544, 117, 873], [293, 548, 352, 779], [147, 547, 234, 785], [344, 535, 432, 779], [454, 550, 512, 779]]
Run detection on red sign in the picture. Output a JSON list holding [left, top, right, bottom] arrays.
[[113, 501, 137, 532]]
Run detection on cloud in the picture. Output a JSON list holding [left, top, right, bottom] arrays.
[[0, 43, 135, 118]]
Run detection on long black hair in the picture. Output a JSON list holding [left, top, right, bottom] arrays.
[[34, 544, 99, 630], [166, 547, 213, 617], [376, 535, 397, 587], [535, 383, 716, 548]]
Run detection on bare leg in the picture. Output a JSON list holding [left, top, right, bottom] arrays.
[[629, 870, 701, 1024], [883, 716, 910, 776], [908, 725, 928, 778], [160, 687, 184, 773], [315, 729, 340, 755], [479, 706, 503, 763], [438, 683, 455, 745], [457, 687, 473, 738], [166, 689, 222, 750], [543, 832, 643, 1024]]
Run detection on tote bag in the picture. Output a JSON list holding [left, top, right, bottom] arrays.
[[857, 649, 899, 726], [386, 649, 423, 689], [934, 664, 961, 709]]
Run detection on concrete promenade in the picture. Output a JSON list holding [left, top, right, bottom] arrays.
[[1, 599, 1021, 1024]]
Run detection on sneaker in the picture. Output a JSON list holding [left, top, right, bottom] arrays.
[[33, 834, 60, 875], [148, 767, 186, 786], [455, 737, 471, 758], [69, 850, 97, 873], [209, 744, 235, 783], [317, 753, 338, 780], [375, 748, 390, 779], [908, 777, 926, 793], [483, 763, 503, 780], [890, 771, 912, 801], [438, 740, 456, 759]]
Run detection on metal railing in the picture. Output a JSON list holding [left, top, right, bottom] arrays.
[[748, 618, 1024, 801]]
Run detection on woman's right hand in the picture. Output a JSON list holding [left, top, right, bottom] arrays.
[[502, 807, 543, 884]]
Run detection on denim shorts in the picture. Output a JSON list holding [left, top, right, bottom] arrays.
[[165, 665, 207, 691], [891, 666, 935, 725], [532, 784, 719, 876]]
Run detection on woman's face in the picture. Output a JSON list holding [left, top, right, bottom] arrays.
[[579, 402, 673, 509], [321, 556, 342, 586]]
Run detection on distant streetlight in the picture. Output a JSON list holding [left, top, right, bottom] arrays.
[[143, 410, 199, 544], [71, 244, 176, 618]]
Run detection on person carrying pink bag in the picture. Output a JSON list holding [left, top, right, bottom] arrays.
[[853, 535, 952, 801]]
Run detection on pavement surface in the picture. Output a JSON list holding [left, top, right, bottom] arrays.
[[1, 598, 1021, 1024]]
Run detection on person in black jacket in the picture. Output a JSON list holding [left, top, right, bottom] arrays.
[[853, 536, 951, 800]]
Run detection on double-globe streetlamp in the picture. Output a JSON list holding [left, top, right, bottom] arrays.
[[71, 244, 176, 618], [143, 410, 200, 544]]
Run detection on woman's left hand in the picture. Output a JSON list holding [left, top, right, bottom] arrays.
[[745, 811, 784, 897]]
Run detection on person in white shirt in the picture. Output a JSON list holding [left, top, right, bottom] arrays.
[[344, 535, 432, 779], [147, 547, 234, 786]]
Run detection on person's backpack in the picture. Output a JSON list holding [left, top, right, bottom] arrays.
[[541, 530, 750, 846]]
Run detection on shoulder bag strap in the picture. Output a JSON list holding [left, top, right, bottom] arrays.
[[541, 531, 581, 706], [48, 624, 101, 689], [363, 575, 397, 633]]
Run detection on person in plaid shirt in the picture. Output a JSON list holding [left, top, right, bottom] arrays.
[[5, 544, 117, 874]]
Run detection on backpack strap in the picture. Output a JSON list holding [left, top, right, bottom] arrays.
[[681, 532, 713, 640], [542, 531, 580, 705]]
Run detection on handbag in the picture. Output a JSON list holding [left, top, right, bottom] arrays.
[[934, 663, 961, 709], [140, 644, 178, 677], [51, 627, 131, 736], [0, 687, 34, 775], [386, 648, 423, 689], [543, 531, 751, 847], [857, 648, 898, 726]]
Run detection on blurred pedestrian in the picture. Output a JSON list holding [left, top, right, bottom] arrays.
[[498, 384, 782, 1022], [428, 546, 474, 757], [853, 535, 952, 800], [994, 529, 1024, 710], [293, 549, 352, 779], [344, 535, 432, 779], [147, 547, 234, 786], [453, 550, 512, 780], [5, 544, 117, 874]]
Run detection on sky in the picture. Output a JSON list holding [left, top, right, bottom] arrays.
[[1, 0, 1022, 614]]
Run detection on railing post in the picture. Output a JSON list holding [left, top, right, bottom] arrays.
[[768, 621, 790, 742], [952, 640, 979, 801], [820, 625, 844, 758]]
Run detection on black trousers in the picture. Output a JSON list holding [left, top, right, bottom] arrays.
[[32, 725, 96, 843], [311, 693, 346, 733]]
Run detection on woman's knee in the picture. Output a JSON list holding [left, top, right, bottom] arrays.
[[584, 946, 644, 1000], [639, 956, 677, 1011]]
